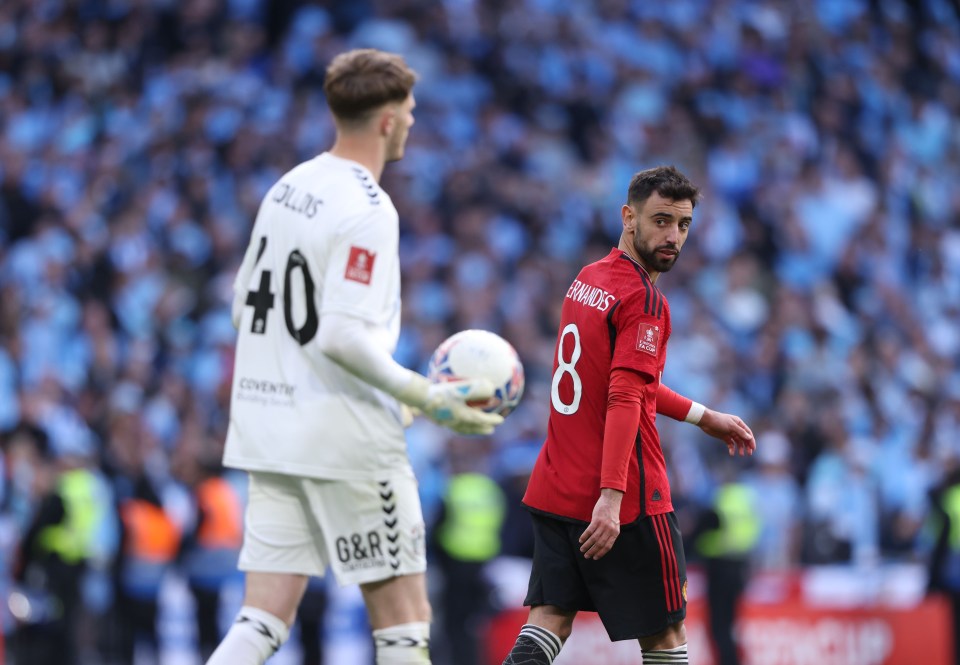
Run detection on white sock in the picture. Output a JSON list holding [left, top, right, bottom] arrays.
[[642, 642, 688, 664], [205, 606, 290, 665], [372, 621, 432, 664]]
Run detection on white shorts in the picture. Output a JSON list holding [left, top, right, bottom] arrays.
[[238, 469, 427, 586]]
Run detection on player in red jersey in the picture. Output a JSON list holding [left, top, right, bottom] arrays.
[[501, 166, 756, 665]]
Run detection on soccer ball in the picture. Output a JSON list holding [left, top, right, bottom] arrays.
[[427, 329, 525, 418]]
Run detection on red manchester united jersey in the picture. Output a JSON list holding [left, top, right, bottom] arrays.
[[524, 248, 673, 524]]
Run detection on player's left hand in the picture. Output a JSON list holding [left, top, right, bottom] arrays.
[[698, 409, 756, 457]]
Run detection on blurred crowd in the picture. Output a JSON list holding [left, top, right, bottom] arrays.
[[1, 0, 959, 662]]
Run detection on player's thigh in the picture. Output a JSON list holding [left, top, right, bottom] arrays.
[[243, 571, 310, 626], [577, 511, 687, 641], [524, 512, 594, 613], [360, 572, 431, 629], [305, 468, 427, 589], [239, 471, 329, 579]]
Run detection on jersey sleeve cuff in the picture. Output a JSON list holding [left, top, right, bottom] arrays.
[[600, 479, 628, 492]]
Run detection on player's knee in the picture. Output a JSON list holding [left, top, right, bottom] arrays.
[[529, 606, 575, 642], [638, 621, 685, 652], [372, 621, 432, 664]]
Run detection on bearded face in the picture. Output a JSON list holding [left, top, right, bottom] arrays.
[[623, 192, 693, 275], [633, 231, 680, 273]]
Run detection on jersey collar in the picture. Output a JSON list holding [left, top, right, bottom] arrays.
[[616, 249, 653, 280]]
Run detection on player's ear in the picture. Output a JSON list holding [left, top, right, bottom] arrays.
[[621, 204, 636, 231], [379, 107, 396, 137]]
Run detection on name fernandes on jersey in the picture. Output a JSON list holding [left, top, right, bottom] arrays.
[[566, 278, 616, 313]]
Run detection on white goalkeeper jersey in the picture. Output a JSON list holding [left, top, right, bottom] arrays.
[[223, 153, 409, 480]]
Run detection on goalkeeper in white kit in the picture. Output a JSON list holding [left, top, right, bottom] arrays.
[[206, 48, 502, 665]]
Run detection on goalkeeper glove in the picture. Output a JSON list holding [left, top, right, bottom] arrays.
[[396, 374, 504, 435]]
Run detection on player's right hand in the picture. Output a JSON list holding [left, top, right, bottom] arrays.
[[579, 488, 623, 560], [397, 374, 504, 435]]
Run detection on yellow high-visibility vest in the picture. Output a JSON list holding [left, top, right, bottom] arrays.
[[37, 469, 99, 565], [437, 473, 506, 562], [942, 485, 960, 550], [696, 483, 760, 558]]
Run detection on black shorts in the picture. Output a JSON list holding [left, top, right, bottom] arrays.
[[524, 510, 687, 641]]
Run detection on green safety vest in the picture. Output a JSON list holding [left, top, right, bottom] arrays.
[[696, 483, 760, 559], [37, 469, 99, 565], [942, 485, 960, 550], [437, 473, 506, 562]]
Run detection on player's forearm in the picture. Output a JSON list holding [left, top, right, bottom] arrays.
[[656, 383, 691, 420], [656, 383, 704, 424], [318, 316, 501, 434], [316, 311, 418, 399], [601, 368, 647, 491], [601, 399, 641, 490]]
